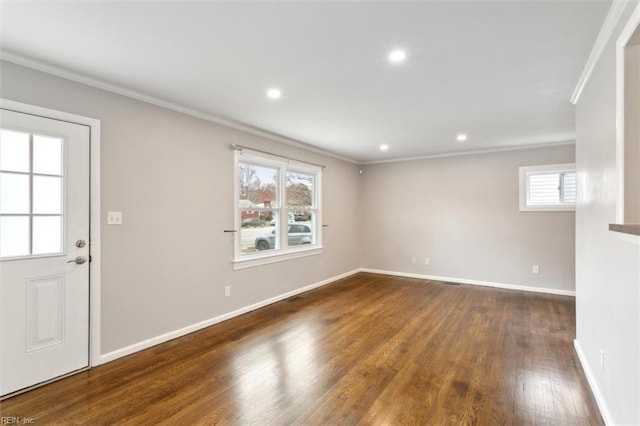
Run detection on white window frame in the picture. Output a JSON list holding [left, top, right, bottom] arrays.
[[519, 163, 576, 212], [233, 148, 322, 270]]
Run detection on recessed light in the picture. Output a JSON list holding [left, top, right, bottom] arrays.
[[456, 134, 468, 142], [380, 144, 389, 151], [388, 49, 407, 64], [266, 88, 282, 100]]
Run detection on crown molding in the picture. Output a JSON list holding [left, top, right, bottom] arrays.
[[0, 51, 577, 166], [360, 140, 576, 165], [0, 50, 359, 165], [570, 1, 628, 105]]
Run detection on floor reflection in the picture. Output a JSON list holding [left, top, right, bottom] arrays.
[[513, 364, 593, 423], [230, 318, 321, 423]]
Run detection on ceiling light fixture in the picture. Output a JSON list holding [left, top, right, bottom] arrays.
[[380, 144, 389, 151], [266, 88, 282, 100], [388, 49, 407, 64], [456, 134, 468, 142]]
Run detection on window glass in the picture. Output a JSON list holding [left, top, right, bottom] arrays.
[[239, 163, 278, 207], [0, 130, 30, 173], [286, 172, 315, 246], [286, 171, 313, 207], [33, 135, 63, 176], [33, 216, 62, 255], [33, 176, 62, 214], [563, 172, 577, 204], [0, 173, 30, 214], [529, 172, 561, 205], [0, 216, 30, 257]]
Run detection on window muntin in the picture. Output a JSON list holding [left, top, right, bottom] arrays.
[[0, 129, 65, 259], [235, 150, 322, 264], [519, 164, 576, 211]]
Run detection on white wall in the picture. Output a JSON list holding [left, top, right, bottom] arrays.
[[575, 2, 640, 424], [360, 145, 576, 293], [0, 60, 361, 355]]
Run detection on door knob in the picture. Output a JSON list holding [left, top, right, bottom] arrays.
[[67, 256, 87, 265]]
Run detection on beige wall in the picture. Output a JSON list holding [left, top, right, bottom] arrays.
[[0, 61, 361, 354], [360, 145, 576, 292], [575, 2, 640, 424]]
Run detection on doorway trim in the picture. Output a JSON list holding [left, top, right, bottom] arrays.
[[1, 98, 102, 367], [615, 2, 640, 224]]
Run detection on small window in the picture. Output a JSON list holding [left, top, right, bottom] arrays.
[[519, 164, 576, 211]]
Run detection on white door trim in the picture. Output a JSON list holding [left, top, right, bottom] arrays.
[[0, 98, 102, 367], [614, 2, 640, 224]]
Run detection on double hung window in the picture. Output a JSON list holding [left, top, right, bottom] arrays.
[[234, 148, 322, 268]]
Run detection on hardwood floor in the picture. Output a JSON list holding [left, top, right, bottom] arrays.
[[0, 273, 602, 425]]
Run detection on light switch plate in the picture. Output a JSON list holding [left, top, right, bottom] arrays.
[[107, 211, 123, 225]]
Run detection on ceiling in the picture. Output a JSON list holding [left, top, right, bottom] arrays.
[[0, 1, 610, 163]]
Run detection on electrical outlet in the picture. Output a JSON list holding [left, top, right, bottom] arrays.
[[224, 286, 231, 298], [425, 258, 430, 265], [532, 265, 539, 274], [107, 211, 122, 225], [411, 257, 416, 265], [600, 349, 605, 371]]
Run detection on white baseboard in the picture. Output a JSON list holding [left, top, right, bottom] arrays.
[[97, 267, 572, 365], [359, 268, 576, 296], [97, 268, 360, 365], [574, 339, 613, 425]]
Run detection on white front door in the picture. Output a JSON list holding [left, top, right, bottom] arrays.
[[0, 109, 90, 397]]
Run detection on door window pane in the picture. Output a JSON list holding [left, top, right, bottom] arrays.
[[33, 135, 63, 176], [0, 129, 30, 173], [0, 172, 30, 214], [33, 176, 62, 214], [33, 216, 62, 255], [0, 216, 30, 257], [0, 130, 67, 259]]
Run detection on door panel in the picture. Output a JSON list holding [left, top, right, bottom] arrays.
[[0, 109, 90, 397], [27, 275, 65, 352]]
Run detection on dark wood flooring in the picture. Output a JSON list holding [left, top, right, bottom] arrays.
[[0, 273, 602, 425]]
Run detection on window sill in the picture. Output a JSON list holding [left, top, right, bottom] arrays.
[[609, 223, 640, 236], [233, 246, 323, 270]]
